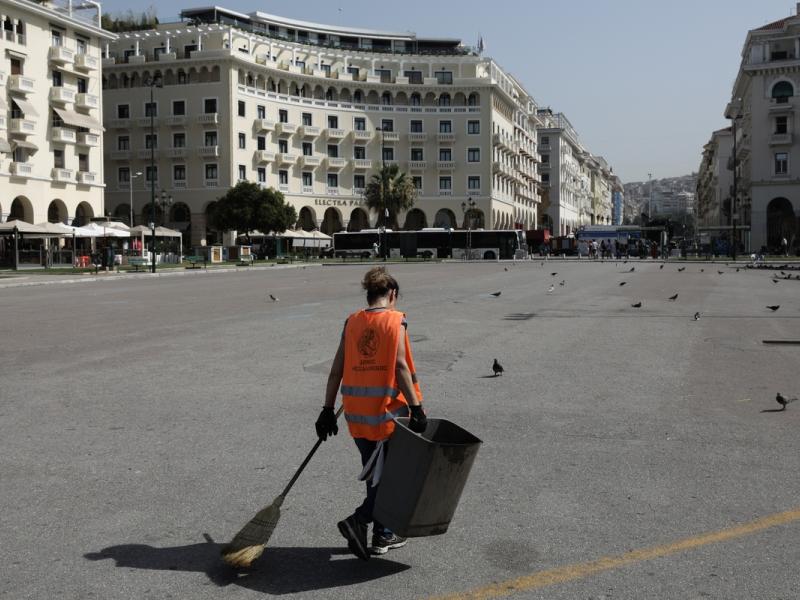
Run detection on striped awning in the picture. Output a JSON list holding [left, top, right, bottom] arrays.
[[53, 107, 102, 131]]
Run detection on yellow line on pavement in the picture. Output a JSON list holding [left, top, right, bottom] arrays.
[[431, 507, 800, 600]]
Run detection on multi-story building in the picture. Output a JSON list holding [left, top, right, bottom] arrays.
[[725, 3, 800, 252], [611, 176, 624, 225], [536, 109, 616, 234], [100, 6, 543, 245], [0, 0, 113, 225], [696, 127, 733, 228]]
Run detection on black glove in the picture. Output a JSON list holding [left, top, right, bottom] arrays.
[[408, 404, 427, 433], [315, 406, 338, 441]]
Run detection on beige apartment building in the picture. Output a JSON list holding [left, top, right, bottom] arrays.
[[697, 127, 733, 228], [100, 6, 542, 246], [0, 0, 112, 226]]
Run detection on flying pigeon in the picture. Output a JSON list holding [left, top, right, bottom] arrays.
[[490, 291, 502, 297], [559, 280, 566, 287], [767, 305, 780, 312], [269, 294, 279, 302], [776, 393, 797, 410], [619, 282, 627, 286], [668, 294, 678, 301], [492, 359, 504, 377], [678, 267, 686, 272], [693, 312, 700, 321], [631, 302, 642, 308], [551, 272, 558, 277], [629, 267, 635, 273]]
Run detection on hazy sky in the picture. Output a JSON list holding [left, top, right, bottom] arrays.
[[100, 0, 798, 183]]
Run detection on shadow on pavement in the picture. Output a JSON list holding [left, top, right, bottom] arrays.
[[85, 538, 410, 595]]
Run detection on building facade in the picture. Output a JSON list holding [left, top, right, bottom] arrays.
[[100, 6, 543, 245], [697, 127, 733, 228], [0, 0, 113, 225]]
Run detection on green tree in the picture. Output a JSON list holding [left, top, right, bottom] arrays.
[[209, 181, 296, 236], [364, 164, 417, 228]]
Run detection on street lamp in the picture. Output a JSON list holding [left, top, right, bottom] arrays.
[[129, 171, 142, 228], [462, 198, 477, 260], [376, 124, 389, 260], [145, 74, 163, 273], [729, 110, 742, 262]]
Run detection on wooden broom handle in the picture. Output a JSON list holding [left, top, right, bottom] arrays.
[[280, 405, 344, 498]]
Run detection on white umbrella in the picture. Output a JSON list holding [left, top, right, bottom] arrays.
[[80, 223, 130, 238]]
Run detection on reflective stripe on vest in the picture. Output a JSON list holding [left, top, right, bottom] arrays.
[[340, 385, 399, 399], [345, 405, 409, 426]]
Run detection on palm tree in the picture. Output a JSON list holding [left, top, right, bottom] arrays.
[[364, 164, 417, 228]]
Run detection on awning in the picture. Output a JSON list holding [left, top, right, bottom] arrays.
[[11, 97, 38, 118], [12, 139, 38, 151], [53, 107, 102, 131], [0, 139, 11, 153]]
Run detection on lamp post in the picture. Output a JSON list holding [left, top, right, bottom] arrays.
[[129, 171, 142, 230], [377, 124, 389, 260], [730, 113, 740, 261], [462, 198, 477, 260], [145, 75, 162, 273]]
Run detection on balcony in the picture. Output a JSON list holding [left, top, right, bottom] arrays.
[[0, 72, 5, 86], [163, 115, 187, 127], [352, 159, 373, 170], [276, 122, 297, 136], [138, 148, 159, 159], [109, 118, 131, 129], [75, 93, 99, 111], [49, 45, 75, 64], [437, 133, 456, 143], [325, 157, 347, 170], [298, 125, 321, 138], [10, 162, 34, 177], [255, 118, 276, 131], [110, 150, 131, 160], [137, 117, 156, 127], [381, 132, 400, 142], [8, 75, 35, 94], [300, 155, 321, 168], [326, 128, 346, 140], [173, 181, 188, 189], [254, 150, 275, 163], [437, 161, 456, 170], [278, 183, 290, 193], [51, 127, 76, 144], [74, 54, 99, 71], [408, 160, 427, 170], [168, 148, 187, 159], [438, 190, 453, 196], [77, 171, 98, 184], [326, 187, 340, 195], [408, 132, 428, 142], [204, 180, 219, 188], [9, 119, 36, 135], [468, 189, 482, 197], [276, 152, 297, 165], [354, 187, 365, 196], [198, 113, 219, 125], [352, 130, 373, 141], [49, 87, 76, 104], [770, 132, 793, 145], [302, 185, 314, 194], [198, 146, 219, 157], [51, 168, 74, 182]]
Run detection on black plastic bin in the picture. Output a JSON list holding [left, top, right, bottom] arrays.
[[373, 417, 482, 537]]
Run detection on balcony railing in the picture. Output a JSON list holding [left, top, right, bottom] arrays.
[[49, 45, 75, 64], [198, 146, 219, 157], [75, 93, 99, 110], [137, 117, 155, 127], [50, 87, 76, 104], [381, 132, 400, 142], [302, 185, 314, 194], [8, 75, 35, 94], [168, 148, 187, 158], [278, 183, 290, 192], [352, 159, 373, 170], [10, 162, 34, 177], [255, 119, 276, 131], [198, 113, 219, 125], [437, 133, 456, 143], [327, 187, 340, 195], [408, 132, 428, 142], [326, 157, 347, 169], [437, 160, 456, 170], [300, 155, 321, 168], [298, 125, 321, 137], [51, 127, 76, 143], [326, 128, 346, 139], [9, 119, 36, 135], [74, 54, 99, 71], [409, 160, 427, 170], [138, 148, 159, 159], [110, 150, 130, 160], [276, 122, 297, 136], [770, 132, 793, 145], [0, 115, 6, 130], [254, 150, 275, 163], [51, 168, 74, 182], [109, 118, 131, 129], [352, 130, 373, 141], [164, 115, 187, 127], [276, 152, 297, 164]]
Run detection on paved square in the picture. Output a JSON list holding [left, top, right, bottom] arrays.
[[1, 261, 798, 599]]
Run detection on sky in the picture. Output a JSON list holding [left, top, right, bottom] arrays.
[[99, 0, 800, 183]]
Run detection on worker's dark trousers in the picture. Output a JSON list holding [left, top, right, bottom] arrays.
[[353, 437, 391, 536]]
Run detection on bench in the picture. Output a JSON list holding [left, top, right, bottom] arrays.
[[185, 255, 206, 269], [237, 254, 254, 266], [128, 257, 149, 272]]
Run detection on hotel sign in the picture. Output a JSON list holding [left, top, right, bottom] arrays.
[[313, 197, 366, 207]]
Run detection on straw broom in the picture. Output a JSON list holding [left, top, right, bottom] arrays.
[[221, 406, 343, 568]]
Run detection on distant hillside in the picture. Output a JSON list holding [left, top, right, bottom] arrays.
[[624, 174, 697, 212]]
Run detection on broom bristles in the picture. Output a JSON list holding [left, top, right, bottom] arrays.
[[220, 496, 283, 568], [220, 544, 266, 568]]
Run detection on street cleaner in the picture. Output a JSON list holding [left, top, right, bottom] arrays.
[[316, 266, 427, 560]]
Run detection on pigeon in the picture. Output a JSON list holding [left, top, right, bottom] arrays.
[[559, 280, 566, 287], [668, 294, 678, 301], [619, 282, 627, 287], [767, 305, 780, 312], [772, 279, 779, 284], [551, 272, 558, 277], [629, 267, 635, 273], [623, 260, 629, 264], [693, 312, 700, 321], [492, 359, 504, 377], [504, 267, 508, 272], [776, 393, 797, 410], [269, 294, 279, 302], [547, 284, 555, 294], [659, 264, 664, 270], [631, 302, 642, 308], [736, 268, 740, 272], [718, 271, 724, 275], [678, 267, 686, 272], [541, 262, 544, 267], [700, 269, 704, 273], [490, 291, 502, 297]]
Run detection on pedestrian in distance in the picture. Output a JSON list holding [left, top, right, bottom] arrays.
[[316, 266, 427, 561], [372, 241, 380, 259]]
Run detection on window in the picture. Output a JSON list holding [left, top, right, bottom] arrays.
[[302, 172, 313, 186], [412, 176, 422, 190], [118, 167, 130, 183], [173, 133, 185, 148], [302, 142, 313, 156], [439, 120, 452, 133], [354, 174, 365, 189], [775, 152, 788, 175], [354, 90, 363, 103], [468, 176, 481, 190], [775, 116, 788, 134], [177, 71, 187, 84], [51, 29, 62, 47], [146, 165, 158, 182], [279, 109, 288, 123], [434, 71, 453, 85], [204, 131, 218, 146], [321, 64, 331, 76], [174, 165, 186, 181], [302, 112, 313, 126], [438, 94, 451, 107], [279, 170, 289, 185], [380, 119, 394, 132], [772, 81, 794, 104], [381, 92, 393, 106], [382, 147, 394, 161], [238, 165, 247, 180], [468, 120, 480, 135], [53, 149, 65, 169], [404, 70, 423, 84], [10, 58, 22, 76], [354, 146, 366, 159], [347, 66, 360, 78], [439, 176, 452, 190], [468, 148, 480, 162], [257, 136, 266, 150], [52, 70, 62, 87], [117, 136, 130, 150], [234, 132, 245, 149], [76, 38, 87, 55], [257, 105, 266, 119], [410, 93, 421, 106], [295, 60, 305, 69], [77, 78, 87, 94], [278, 139, 288, 153], [411, 148, 424, 161], [376, 69, 392, 83], [238, 100, 246, 117], [327, 173, 339, 188], [205, 164, 218, 180], [204, 98, 217, 113], [541, 136, 550, 145], [327, 144, 339, 158], [172, 100, 185, 116], [145, 102, 157, 118], [328, 115, 339, 129], [117, 104, 130, 119], [257, 167, 266, 183], [353, 117, 365, 131], [410, 120, 423, 133], [439, 148, 452, 161], [468, 93, 479, 107], [541, 173, 550, 183], [145, 134, 158, 149]]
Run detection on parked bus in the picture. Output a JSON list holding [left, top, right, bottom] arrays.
[[329, 229, 526, 260]]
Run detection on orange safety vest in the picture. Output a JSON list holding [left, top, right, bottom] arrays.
[[341, 308, 423, 441]]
